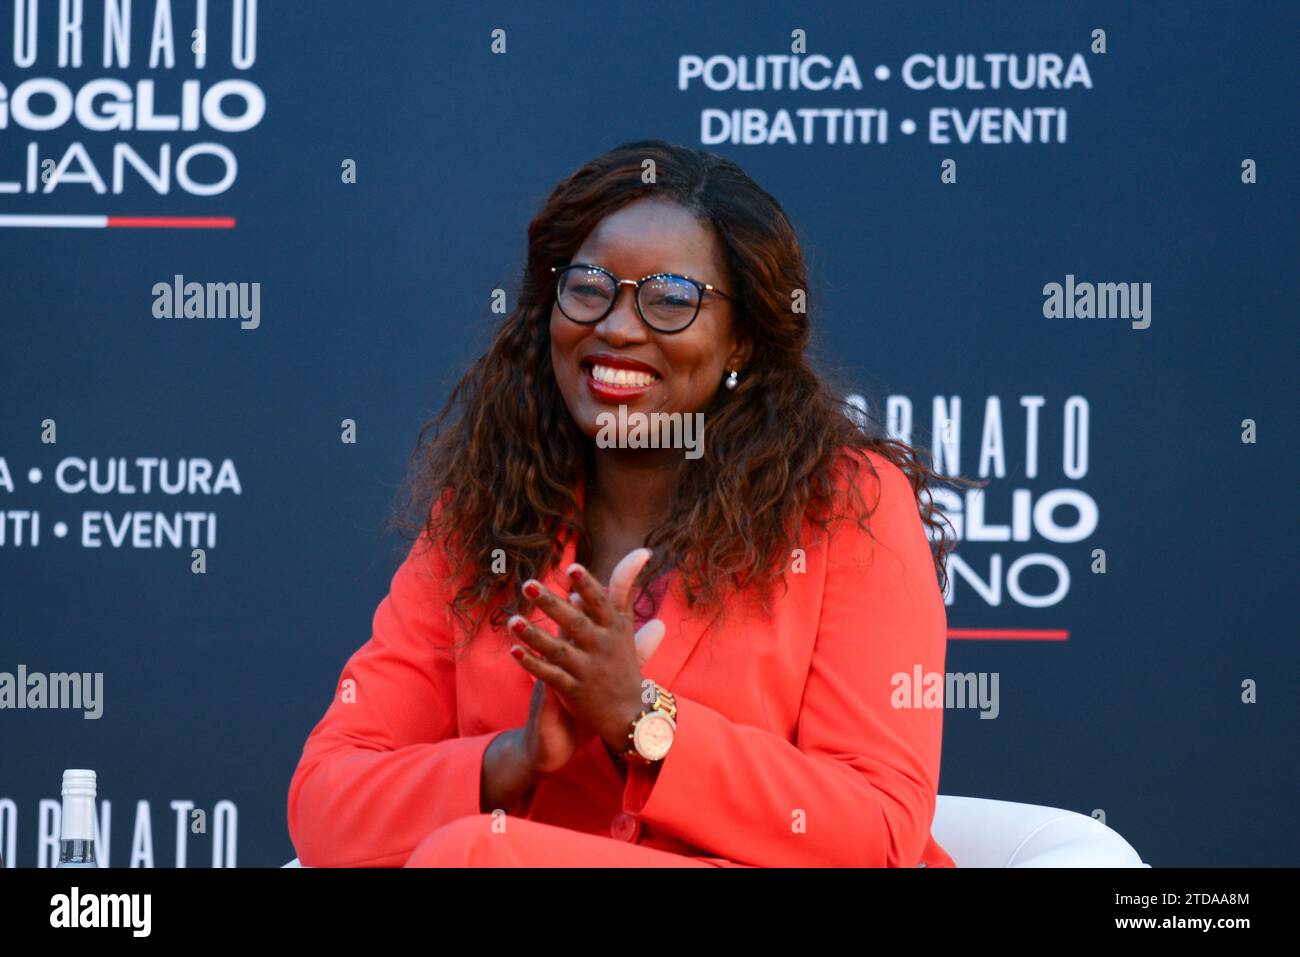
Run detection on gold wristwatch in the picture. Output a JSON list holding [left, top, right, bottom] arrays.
[[622, 683, 677, 764]]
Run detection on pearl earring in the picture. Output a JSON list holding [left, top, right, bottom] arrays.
[[724, 369, 740, 390]]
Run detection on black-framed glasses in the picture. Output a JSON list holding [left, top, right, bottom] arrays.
[[551, 263, 734, 334]]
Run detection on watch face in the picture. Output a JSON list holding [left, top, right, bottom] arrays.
[[634, 713, 675, 761]]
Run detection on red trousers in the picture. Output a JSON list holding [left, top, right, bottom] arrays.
[[404, 814, 742, 867]]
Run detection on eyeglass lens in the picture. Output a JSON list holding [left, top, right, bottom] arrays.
[[556, 267, 701, 331]]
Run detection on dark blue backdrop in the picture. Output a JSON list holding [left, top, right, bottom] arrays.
[[1, 0, 1296, 866]]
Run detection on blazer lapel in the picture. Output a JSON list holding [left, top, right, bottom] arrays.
[[640, 570, 713, 692], [533, 477, 584, 618]]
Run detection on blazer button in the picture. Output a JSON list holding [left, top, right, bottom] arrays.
[[610, 812, 639, 842]]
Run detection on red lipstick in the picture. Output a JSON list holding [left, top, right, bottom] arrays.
[[581, 353, 663, 404]]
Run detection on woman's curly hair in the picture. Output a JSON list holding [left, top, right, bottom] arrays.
[[396, 139, 975, 646]]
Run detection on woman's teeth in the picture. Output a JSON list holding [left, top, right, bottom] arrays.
[[589, 364, 659, 388]]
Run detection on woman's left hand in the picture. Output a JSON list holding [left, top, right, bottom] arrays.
[[508, 547, 665, 754]]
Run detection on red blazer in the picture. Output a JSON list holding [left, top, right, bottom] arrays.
[[288, 449, 956, 867]]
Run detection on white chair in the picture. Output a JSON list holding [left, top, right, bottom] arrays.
[[929, 794, 1149, 867], [282, 794, 1149, 867]]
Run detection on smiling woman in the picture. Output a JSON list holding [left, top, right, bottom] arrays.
[[286, 139, 971, 868]]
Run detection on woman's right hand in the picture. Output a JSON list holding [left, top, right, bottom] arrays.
[[481, 685, 576, 813], [522, 679, 589, 774]]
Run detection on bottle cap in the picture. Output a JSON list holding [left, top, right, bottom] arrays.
[[61, 769, 97, 799]]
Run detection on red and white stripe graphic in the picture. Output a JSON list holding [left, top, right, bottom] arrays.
[[0, 215, 236, 229]]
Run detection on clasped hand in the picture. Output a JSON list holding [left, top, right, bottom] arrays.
[[508, 547, 665, 773]]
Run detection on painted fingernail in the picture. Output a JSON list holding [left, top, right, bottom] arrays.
[[567, 564, 584, 583], [522, 580, 542, 599], [509, 617, 527, 635], [510, 646, 525, 660]]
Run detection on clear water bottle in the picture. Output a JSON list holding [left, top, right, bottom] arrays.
[[57, 769, 97, 868]]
